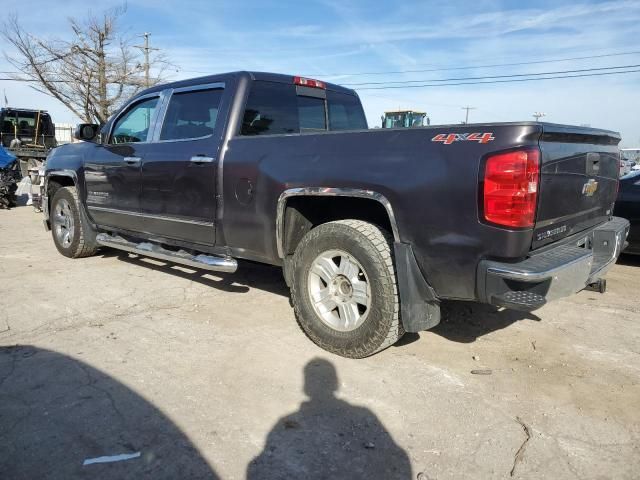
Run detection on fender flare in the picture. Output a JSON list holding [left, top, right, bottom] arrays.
[[276, 187, 400, 259], [44, 169, 83, 222]]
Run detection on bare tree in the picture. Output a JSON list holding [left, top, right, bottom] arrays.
[[1, 6, 171, 124]]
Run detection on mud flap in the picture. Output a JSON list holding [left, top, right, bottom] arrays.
[[393, 242, 441, 332]]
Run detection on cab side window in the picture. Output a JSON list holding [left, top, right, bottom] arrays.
[[240, 81, 298, 136], [159, 88, 223, 141], [110, 97, 159, 144]]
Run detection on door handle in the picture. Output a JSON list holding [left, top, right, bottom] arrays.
[[190, 155, 215, 164], [123, 157, 141, 164]]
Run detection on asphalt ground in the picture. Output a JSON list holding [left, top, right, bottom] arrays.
[[1, 205, 639, 479]]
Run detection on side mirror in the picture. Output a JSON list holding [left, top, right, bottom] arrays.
[[73, 123, 99, 142]]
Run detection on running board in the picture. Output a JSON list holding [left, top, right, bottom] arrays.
[[96, 233, 237, 273]]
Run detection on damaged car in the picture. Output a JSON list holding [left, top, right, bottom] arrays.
[[0, 145, 20, 209]]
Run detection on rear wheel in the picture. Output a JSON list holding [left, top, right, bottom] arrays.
[[50, 186, 97, 258], [291, 219, 404, 358]]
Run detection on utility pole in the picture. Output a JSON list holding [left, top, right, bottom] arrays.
[[533, 112, 546, 122], [135, 32, 159, 88], [461, 106, 476, 124]]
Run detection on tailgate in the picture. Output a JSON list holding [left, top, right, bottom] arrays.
[[532, 124, 620, 250]]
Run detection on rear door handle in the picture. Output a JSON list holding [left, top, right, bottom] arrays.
[[190, 155, 215, 164], [123, 157, 141, 164]]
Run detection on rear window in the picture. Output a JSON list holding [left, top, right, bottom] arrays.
[[327, 91, 367, 131], [240, 81, 366, 136], [298, 96, 326, 131]]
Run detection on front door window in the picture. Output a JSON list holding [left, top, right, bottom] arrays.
[[110, 97, 159, 144]]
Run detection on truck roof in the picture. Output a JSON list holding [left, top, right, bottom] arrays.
[[1, 108, 50, 114], [384, 110, 426, 115], [139, 71, 357, 96]]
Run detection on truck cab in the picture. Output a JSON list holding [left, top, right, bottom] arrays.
[[0, 108, 56, 149]]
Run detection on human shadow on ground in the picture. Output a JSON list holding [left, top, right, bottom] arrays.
[[0, 345, 219, 480], [103, 250, 290, 298], [247, 358, 412, 480], [431, 300, 541, 343]]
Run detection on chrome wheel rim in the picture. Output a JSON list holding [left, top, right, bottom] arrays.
[[307, 249, 371, 332], [53, 199, 75, 248]]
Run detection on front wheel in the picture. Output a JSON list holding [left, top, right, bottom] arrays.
[[50, 186, 97, 258], [291, 220, 404, 358]]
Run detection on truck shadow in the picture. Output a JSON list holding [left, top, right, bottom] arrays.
[[430, 301, 541, 343], [617, 253, 640, 267], [101, 249, 538, 344], [0, 345, 220, 479], [103, 250, 290, 298]]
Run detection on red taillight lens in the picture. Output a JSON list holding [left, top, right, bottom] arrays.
[[294, 76, 326, 89], [483, 148, 540, 228]]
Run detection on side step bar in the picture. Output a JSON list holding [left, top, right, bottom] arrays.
[[96, 233, 238, 273]]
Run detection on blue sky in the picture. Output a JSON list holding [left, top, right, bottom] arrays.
[[2, 0, 639, 146]]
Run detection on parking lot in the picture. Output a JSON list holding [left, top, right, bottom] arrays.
[[1, 204, 639, 479]]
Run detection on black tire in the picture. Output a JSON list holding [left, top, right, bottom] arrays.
[[50, 186, 98, 258], [291, 219, 404, 358]]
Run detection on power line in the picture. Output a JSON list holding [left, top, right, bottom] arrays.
[[354, 68, 640, 90], [83, 48, 640, 77], [3, 64, 639, 89], [0, 78, 67, 82], [5, 63, 639, 86], [4, 48, 638, 80], [343, 63, 640, 86], [319, 49, 640, 77]]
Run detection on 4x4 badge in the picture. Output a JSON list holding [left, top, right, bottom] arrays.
[[582, 179, 598, 196], [432, 132, 495, 144]]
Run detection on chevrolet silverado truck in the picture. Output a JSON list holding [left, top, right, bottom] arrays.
[[42, 71, 630, 358]]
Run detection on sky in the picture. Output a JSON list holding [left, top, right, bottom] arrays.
[[1, 0, 639, 147]]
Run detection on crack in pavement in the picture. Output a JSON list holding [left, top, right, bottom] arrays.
[[77, 362, 127, 425], [0, 311, 10, 334], [511, 416, 532, 477]]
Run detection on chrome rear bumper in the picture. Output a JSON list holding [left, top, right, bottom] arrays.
[[477, 217, 630, 311]]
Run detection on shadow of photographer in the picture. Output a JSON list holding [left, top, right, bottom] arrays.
[[247, 358, 412, 479]]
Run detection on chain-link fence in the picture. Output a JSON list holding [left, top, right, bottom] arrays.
[[55, 124, 74, 144]]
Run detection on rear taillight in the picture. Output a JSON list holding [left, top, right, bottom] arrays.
[[482, 148, 540, 228]]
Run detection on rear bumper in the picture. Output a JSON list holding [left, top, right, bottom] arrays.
[[477, 217, 630, 311]]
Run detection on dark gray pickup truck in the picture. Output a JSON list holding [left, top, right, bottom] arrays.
[[43, 71, 630, 358]]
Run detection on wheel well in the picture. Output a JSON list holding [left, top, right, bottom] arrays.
[[281, 196, 394, 256], [47, 175, 75, 210]]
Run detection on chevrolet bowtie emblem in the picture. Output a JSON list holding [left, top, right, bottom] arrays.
[[582, 179, 598, 196]]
